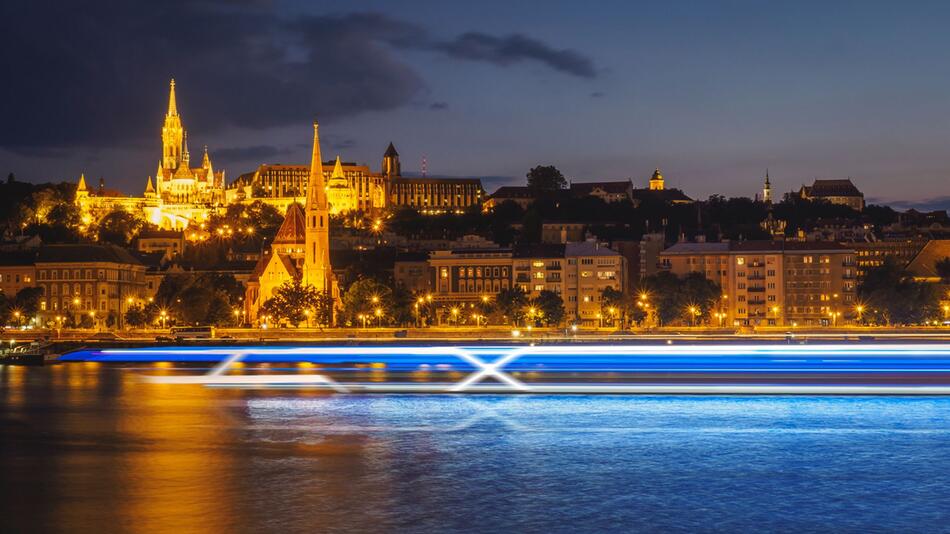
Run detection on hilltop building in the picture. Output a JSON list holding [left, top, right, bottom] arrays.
[[631, 168, 693, 204], [800, 179, 865, 211], [75, 79, 226, 230]]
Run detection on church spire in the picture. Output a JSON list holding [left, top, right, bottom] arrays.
[[332, 155, 344, 178], [182, 131, 190, 167], [77, 173, 87, 192], [762, 169, 772, 203], [382, 141, 400, 177], [201, 145, 211, 169], [167, 79, 178, 117], [145, 176, 155, 195], [303, 119, 331, 292]]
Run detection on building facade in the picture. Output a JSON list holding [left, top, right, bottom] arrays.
[[227, 160, 387, 214], [800, 179, 865, 211], [427, 241, 625, 326], [75, 80, 226, 230], [660, 241, 856, 326], [389, 177, 484, 213], [35, 245, 147, 329], [244, 122, 338, 324], [0, 251, 36, 299]]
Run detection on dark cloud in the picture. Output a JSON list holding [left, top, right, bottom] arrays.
[[429, 101, 449, 110], [326, 137, 359, 151], [0, 2, 596, 153], [432, 33, 596, 78], [590, 91, 606, 98], [214, 145, 296, 162], [868, 197, 950, 212]]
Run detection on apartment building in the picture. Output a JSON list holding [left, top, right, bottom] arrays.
[[661, 241, 856, 326], [428, 241, 625, 326], [35, 244, 147, 329]]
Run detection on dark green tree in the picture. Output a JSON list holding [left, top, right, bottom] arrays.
[[859, 259, 941, 325], [124, 305, 148, 329], [526, 165, 566, 195], [14, 287, 43, 318], [496, 287, 529, 326], [641, 271, 721, 326], [341, 278, 393, 326], [96, 209, 148, 247], [261, 278, 322, 327], [531, 290, 565, 326]]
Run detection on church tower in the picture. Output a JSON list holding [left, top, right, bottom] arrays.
[[649, 168, 665, 191], [161, 79, 184, 171], [303, 121, 331, 291], [76, 173, 88, 199], [762, 170, 772, 204], [382, 142, 401, 177]]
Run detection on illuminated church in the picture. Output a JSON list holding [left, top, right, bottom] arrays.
[[76, 79, 226, 230], [244, 121, 338, 324]]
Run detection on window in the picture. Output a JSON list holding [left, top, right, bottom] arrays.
[[737, 257, 745, 265]]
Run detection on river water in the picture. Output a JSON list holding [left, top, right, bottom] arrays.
[[3, 363, 950, 533]]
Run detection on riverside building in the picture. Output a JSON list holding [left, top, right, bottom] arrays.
[[660, 241, 856, 327]]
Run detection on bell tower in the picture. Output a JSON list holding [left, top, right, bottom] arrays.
[[161, 79, 184, 170], [303, 120, 331, 291], [649, 168, 664, 191], [382, 142, 400, 177]]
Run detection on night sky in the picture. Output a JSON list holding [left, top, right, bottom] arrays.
[[3, 0, 950, 208]]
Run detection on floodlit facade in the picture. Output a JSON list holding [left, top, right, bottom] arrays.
[[34, 245, 147, 329], [75, 79, 226, 230], [244, 122, 338, 324], [661, 241, 856, 326]]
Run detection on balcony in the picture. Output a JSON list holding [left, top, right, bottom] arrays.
[[746, 286, 766, 292]]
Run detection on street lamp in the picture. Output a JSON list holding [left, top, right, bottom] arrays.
[[687, 306, 699, 327], [450, 307, 460, 326], [159, 309, 168, 329], [856, 304, 866, 324], [770, 306, 781, 326], [374, 307, 383, 327]]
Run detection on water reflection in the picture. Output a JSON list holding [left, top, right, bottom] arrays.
[[4, 363, 950, 532]]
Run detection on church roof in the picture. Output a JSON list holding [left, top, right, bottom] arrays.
[[276, 253, 300, 279], [384, 142, 399, 157], [569, 180, 632, 195], [272, 202, 306, 244], [906, 239, 950, 279], [802, 179, 863, 198]]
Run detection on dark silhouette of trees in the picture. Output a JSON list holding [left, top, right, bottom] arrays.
[[495, 287, 529, 326], [641, 271, 721, 326], [531, 290, 564, 326], [526, 165, 566, 195], [858, 259, 940, 325]]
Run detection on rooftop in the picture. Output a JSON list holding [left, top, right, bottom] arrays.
[[803, 179, 863, 198], [36, 244, 143, 265], [569, 181, 632, 195]]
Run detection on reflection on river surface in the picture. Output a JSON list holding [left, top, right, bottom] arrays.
[[3, 363, 950, 532]]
